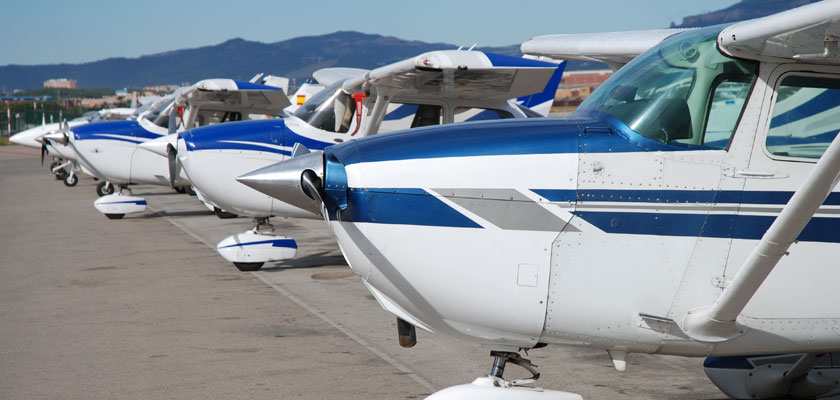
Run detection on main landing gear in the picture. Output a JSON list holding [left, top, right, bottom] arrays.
[[426, 350, 583, 400], [216, 217, 297, 272]]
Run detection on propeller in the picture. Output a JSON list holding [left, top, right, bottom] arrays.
[[167, 143, 178, 188], [40, 140, 48, 166]]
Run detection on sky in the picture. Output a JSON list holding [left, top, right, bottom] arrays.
[[1, 0, 738, 66]]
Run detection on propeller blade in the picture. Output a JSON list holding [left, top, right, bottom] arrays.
[[41, 142, 47, 166], [167, 143, 178, 188]]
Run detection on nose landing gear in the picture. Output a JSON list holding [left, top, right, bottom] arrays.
[[216, 217, 298, 271], [426, 350, 583, 400]]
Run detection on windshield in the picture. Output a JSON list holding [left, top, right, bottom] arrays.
[[292, 80, 346, 132], [575, 26, 757, 148]]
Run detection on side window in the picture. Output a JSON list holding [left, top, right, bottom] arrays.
[[766, 75, 840, 159], [702, 77, 752, 149], [379, 103, 443, 134], [453, 107, 514, 123]]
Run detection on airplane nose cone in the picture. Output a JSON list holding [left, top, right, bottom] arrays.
[[236, 151, 325, 216], [42, 131, 69, 145], [10, 133, 34, 146], [138, 134, 176, 157]]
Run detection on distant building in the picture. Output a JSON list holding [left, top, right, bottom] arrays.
[[143, 84, 180, 93], [554, 69, 613, 107], [44, 78, 78, 89]]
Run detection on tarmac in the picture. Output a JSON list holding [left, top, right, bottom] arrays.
[[0, 145, 728, 399]]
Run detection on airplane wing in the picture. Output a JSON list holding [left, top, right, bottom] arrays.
[[521, 29, 685, 70], [718, 0, 840, 64], [341, 50, 560, 101], [179, 79, 291, 114], [312, 68, 368, 87]]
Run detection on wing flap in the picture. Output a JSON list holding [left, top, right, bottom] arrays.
[[342, 50, 560, 101]]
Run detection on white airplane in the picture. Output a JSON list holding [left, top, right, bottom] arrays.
[[10, 105, 150, 186], [166, 50, 564, 271], [238, 2, 840, 399], [48, 77, 293, 218]]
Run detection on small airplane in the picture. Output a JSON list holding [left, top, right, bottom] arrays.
[[10, 105, 150, 185], [168, 50, 564, 271], [238, 2, 840, 399], [49, 76, 294, 218]]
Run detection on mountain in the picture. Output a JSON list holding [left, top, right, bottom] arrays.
[[0, 32, 524, 91], [1, 1, 821, 91], [670, 0, 820, 28]]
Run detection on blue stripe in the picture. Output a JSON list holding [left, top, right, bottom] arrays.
[[770, 89, 840, 129], [325, 110, 708, 167], [73, 120, 161, 142], [233, 80, 284, 91], [218, 238, 298, 249], [532, 189, 840, 206], [101, 200, 147, 205], [183, 119, 334, 154], [484, 52, 558, 68], [703, 356, 754, 370], [573, 211, 840, 243], [85, 134, 144, 144], [517, 61, 566, 109], [333, 188, 482, 228], [383, 104, 419, 121]]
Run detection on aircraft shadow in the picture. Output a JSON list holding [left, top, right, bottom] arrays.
[[140, 210, 215, 218], [262, 251, 347, 271]]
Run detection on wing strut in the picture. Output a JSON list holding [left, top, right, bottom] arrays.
[[681, 131, 840, 342]]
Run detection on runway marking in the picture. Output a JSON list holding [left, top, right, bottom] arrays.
[[252, 272, 436, 393], [148, 203, 437, 394]]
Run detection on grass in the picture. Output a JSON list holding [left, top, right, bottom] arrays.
[[0, 136, 9, 146]]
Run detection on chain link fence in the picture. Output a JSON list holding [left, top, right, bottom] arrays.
[[0, 110, 83, 136]]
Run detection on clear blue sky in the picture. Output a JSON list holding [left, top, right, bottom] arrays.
[[1, 0, 738, 65]]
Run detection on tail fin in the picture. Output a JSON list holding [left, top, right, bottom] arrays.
[[286, 80, 325, 112], [516, 60, 565, 117]]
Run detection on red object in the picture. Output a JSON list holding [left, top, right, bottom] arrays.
[[350, 93, 367, 136], [177, 106, 185, 128]]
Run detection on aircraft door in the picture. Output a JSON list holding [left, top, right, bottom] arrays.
[[728, 70, 840, 320]]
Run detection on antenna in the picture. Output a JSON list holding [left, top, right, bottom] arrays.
[[467, 43, 477, 51]]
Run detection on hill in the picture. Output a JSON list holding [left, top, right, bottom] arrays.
[[0, 32, 525, 91]]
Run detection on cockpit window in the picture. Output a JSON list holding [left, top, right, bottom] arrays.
[[292, 80, 352, 133], [575, 26, 757, 148]]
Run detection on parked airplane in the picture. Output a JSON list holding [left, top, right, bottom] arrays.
[[238, 2, 840, 399], [167, 50, 563, 271], [50, 77, 292, 218], [10, 105, 151, 185]]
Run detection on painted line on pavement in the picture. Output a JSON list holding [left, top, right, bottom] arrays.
[[147, 202, 436, 394]]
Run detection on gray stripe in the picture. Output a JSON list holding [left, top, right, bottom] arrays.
[[434, 188, 533, 202], [437, 189, 577, 232]]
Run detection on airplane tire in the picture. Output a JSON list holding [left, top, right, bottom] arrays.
[[233, 262, 264, 272], [174, 186, 186, 194], [54, 169, 67, 180], [63, 174, 78, 187], [214, 207, 238, 219], [96, 182, 114, 197], [105, 213, 125, 220]]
